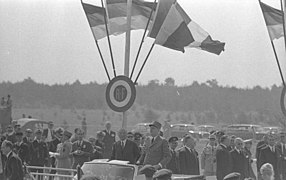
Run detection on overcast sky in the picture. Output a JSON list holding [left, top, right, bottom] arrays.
[[0, 0, 286, 88]]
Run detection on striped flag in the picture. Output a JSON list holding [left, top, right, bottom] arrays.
[[259, 2, 284, 41], [106, 0, 156, 36], [154, 2, 225, 55], [82, 3, 107, 40]]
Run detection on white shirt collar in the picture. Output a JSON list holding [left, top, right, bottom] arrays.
[[6, 151, 12, 158]]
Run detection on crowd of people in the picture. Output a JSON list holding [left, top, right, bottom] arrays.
[[0, 119, 285, 180]]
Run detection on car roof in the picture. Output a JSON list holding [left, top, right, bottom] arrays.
[[85, 159, 137, 168], [171, 124, 195, 126], [135, 123, 150, 126], [197, 125, 214, 128], [228, 124, 261, 127], [15, 118, 49, 127]]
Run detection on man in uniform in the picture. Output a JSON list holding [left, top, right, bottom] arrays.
[[137, 121, 171, 171], [166, 136, 180, 174], [13, 131, 30, 165], [102, 121, 116, 159], [276, 132, 286, 180], [178, 135, 200, 175], [216, 135, 232, 180], [201, 134, 217, 176], [30, 129, 49, 180], [71, 129, 93, 169]]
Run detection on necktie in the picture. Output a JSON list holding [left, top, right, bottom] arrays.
[[151, 138, 154, 144], [121, 141, 124, 149]]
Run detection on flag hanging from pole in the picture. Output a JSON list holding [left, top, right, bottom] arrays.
[[82, 3, 107, 40], [259, 1, 284, 41], [154, 2, 225, 55], [106, 0, 156, 36]]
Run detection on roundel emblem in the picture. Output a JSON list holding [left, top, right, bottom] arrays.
[[280, 85, 286, 116], [106, 76, 136, 112]]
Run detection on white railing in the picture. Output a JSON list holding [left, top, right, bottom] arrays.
[[26, 166, 79, 180]]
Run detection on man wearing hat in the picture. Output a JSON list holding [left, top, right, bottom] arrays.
[[166, 136, 180, 174], [259, 133, 280, 180], [137, 121, 171, 171], [276, 131, 286, 180], [216, 135, 232, 180], [43, 121, 55, 143], [54, 130, 73, 178], [201, 134, 217, 176], [223, 172, 241, 180], [13, 131, 30, 164], [30, 129, 49, 180]]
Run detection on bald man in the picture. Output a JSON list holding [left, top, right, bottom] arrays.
[[230, 138, 247, 180], [110, 129, 140, 164]]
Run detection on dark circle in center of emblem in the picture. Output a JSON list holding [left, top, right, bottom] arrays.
[[114, 85, 127, 102]]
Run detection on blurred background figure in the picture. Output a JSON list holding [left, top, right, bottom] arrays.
[[102, 121, 115, 159], [166, 136, 179, 174], [88, 137, 103, 160], [201, 134, 217, 176], [127, 132, 134, 142]]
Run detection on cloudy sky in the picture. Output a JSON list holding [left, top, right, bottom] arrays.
[[0, 0, 285, 88]]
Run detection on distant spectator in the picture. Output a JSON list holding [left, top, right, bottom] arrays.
[[43, 121, 55, 142], [102, 121, 116, 159], [13, 131, 30, 165], [22, 114, 26, 118], [28, 115, 32, 119], [82, 118, 87, 137], [70, 128, 81, 143], [163, 121, 171, 139], [6, 94, 12, 107], [127, 132, 134, 142], [95, 131, 105, 152], [201, 134, 217, 176], [0, 97, 5, 106], [228, 135, 236, 151]]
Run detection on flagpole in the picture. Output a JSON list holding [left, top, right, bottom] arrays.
[[134, 43, 155, 84], [101, 0, 117, 78], [80, 1, 111, 81], [130, 0, 157, 80], [271, 41, 286, 86], [122, 0, 132, 129], [280, 0, 286, 54]]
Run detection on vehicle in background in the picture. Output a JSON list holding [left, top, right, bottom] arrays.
[[170, 124, 200, 140], [75, 159, 205, 180], [225, 124, 266, 140], [132, 123, 151, 136], [263, 126, 282, 134], [197, 125, 215, 138], [15, 118, 49, 133]]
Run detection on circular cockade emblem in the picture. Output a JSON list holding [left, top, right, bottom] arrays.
[[281, 85, 286, 116], [106, 76, 136, 112]]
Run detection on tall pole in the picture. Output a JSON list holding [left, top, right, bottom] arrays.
[[122, 0, 132, 129]]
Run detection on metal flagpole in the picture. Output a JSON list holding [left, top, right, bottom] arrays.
[[122, 0, 133, 129], [271, 41, 286, 86], [80, 1, 111, 81], [280, 0, 286, 54], [101, 0, 117, 78], [130, 0, 157, 80]]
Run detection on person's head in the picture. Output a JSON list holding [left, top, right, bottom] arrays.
[[230, 135, 236, 147], [118, 129, 127, 141], [263, 135, 269, 144], [105, 121, 111, 130], [260, 163, 274, 180], [244, 139, 252, 150], [6, 125, 13, 133], [279, 132, 286, 143], [76, 129, 84, 141], [168, 137, 178, 150], [96, 131, 105, 141], [183, 135, 196, 149], [88, 137, 96, 146], [48, 121, 54, 129], [234, 137, 244, 150], [55, 127, 64, 139], [127, 132, 134, 141], [25, 129, 33, 137], [1, 140, 13, 155], [15, 132, 24, 142], [35, 129, 43, 140], [220, 135, 230, 147], [208, 134, 216, 146], [215, 131, 225, 143], [62, 130, 72, 142], [74, 128, 81, 138], [268, 134, 276, 147], [149, 121, 161, 137]]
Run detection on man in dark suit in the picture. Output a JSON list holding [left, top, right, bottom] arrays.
[[166, 136, 180, 174], [137, 121, 171, 172], [102, 121, 116, 159], [13, 132, 30, 165], [277, 132, 286, 180], [0, 152, 7, 179], [110, 129, 140, 164], [1, 140, 24, 180], [178, 135, 199, 175], [230, 137, 247, 180], [216, 135, 232, 180], [43, 121, 55, 143], [259, 134, 280, 180], [30, 129, 49, 180], [71, 128, 93, 169]]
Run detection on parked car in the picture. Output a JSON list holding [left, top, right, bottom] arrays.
[[225, 124, 266, 140], [15, 118, 49, 133], [170, 124, 200, 139], [75, 159, 205, 180], [263, 126, 282, 134], [132, 123, 151, 136], [197, 125, 215, 138]]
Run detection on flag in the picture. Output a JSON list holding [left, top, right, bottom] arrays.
[[82, 3, 107, 40], [259, 2, 284, 41], [106, 0, 156, 35], [148, 0, 176, 38], [154, 2, 225, 55]]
